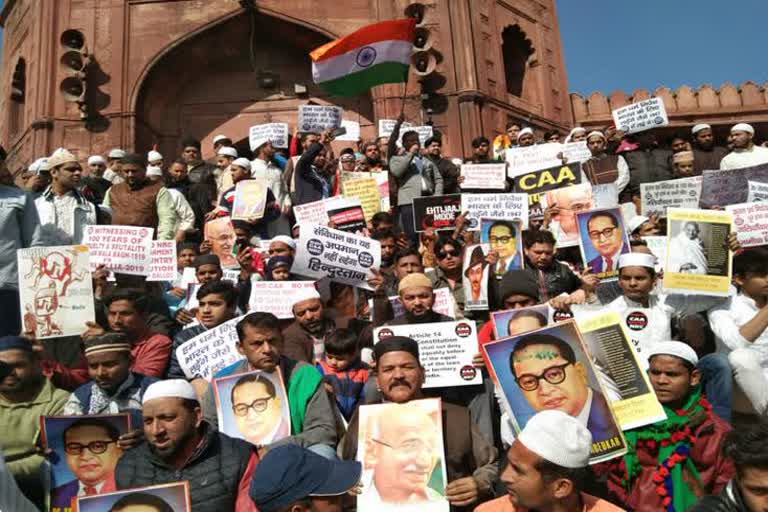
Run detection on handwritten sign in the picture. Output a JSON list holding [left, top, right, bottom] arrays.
[[748, 180, 768, 202], [342, 176, 381, 221], [640, 176, 702, 217], [298, 105, 342, 133], [461, 193, 529, 231], [177, 315, 246, 381], [612, 97, 669, 134], [293, 224, 380, 289], [293, 196, 360, 227], [726, 202, 768, 248], [562, 141, 592, 163], [84, 225, 154, 276], [336, 120, 361, 141], [460, 163, 507, 190], [374, 321, 482, 388], [505, 143, 564, 177], [248, 281, 319, 319], [146, 241, 178, 282], [378, 119, 412, 138], [249, 123, 289, 150], [700, 163, 768, 208]]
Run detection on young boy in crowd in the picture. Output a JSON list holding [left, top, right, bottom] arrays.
[[163, 242, 199, 315], [315, 328, 369, 422]]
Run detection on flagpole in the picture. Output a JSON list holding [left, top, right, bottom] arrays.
[[400, 69, 409, 117]]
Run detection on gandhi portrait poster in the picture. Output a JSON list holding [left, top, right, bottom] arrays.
[[76, 481, 191, 512], [483, 320, 627, 463], [357, 398, 449, 512], [213, 369, 291, 447]]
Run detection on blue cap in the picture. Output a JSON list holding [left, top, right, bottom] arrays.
[[249, 445, 361, 511], [0, 336, 32, 353]]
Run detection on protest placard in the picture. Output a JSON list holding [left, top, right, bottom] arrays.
[[463, 244, 490, 311], [621, 202, 638, 223], [593, 183, 619, 208], [336, 119, 361, 141], [483, 320, 626, 463], [459, 163, 507, 190], [341, 170, 390, 212], [231, 180, 268, 220], [342, 176, 381, 221], [249, 122, 289, 150], [214, 369, 291, 446], [541, 183, 594, 247], [513, 162, 582, 219], [412, 194, 462, 232], [297, 104, 342, 133], [249, 281, 321, 319], [377, 118, 412, 138], [640, 176, 702, 217], [664, 208, 733, 296], [505, 142, 564, 177], [77, 482, 191, 512], [84, 225, 153, 275], [42, 414, 131, 509], [611, 97, 669, 134], [177, 314, 246, 381], [461, 193, 529, 231], [576, 207, 631, 283], [397, 125, 433, 147], [480, 218, 524, 278], [487, 304, 550, 381], [146, 240, 177, 282], [18, 245, 94, 339], [642, 235, 667, 272], [293, 224, 380, 289], [562, 141, 592, 163], [700, 163, 768, 208], [293, 196, 360, 227], [577, 311, 666, 430], [356, 399, 449, 512], [726, 202, 768, 248], [326, 203, 366, 233], [374, 321, 482, 388], [747, 180, 768, 202], [204, 217, 239, 268]]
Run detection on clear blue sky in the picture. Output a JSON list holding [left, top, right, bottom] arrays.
[[557, 0, 768, 95]]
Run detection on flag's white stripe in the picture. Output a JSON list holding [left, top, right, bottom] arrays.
[[313, 39, 412, 83]]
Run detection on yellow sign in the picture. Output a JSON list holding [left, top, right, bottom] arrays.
[[342, 176, 381, 221]]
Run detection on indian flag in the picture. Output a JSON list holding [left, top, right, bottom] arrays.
[[310, 18, 416, 96]]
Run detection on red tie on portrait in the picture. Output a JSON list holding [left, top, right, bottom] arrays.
[[84, 485, 98, 496], [605, 257, 613, 272]]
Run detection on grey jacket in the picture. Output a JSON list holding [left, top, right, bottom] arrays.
[[201, 357, 338, 449], [0, 186, 44, 289], [389, 151, 443, 205]]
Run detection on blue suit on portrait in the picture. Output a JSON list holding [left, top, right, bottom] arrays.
[[586, 390, 621, 443], [494, 251, 523, 276], [50, 479, 78, 510], [587, 243, 627, 274]]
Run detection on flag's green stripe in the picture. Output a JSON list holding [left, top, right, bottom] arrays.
[[318, 61, 409, 97]]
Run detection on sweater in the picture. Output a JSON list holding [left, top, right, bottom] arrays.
[[316, 358, 369, 421]]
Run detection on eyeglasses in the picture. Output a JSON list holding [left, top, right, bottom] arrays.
[[515, 362, 572, 391], [436, 248, 461, 259], [588, 227, 616, 240], [372, 438, 434, 455], [64, 440, 117, 455], [489, 236, 514, 244], [233, 397, 273, 416]]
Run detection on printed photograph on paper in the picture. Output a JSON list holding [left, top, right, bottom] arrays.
[[480, 219, 523, 278], [576, 207, 631, 282], [76, 481, 191, 512]]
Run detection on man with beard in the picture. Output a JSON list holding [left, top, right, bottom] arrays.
[[622, 131, 673, 202], [721, 123, 768, 170], [283, 288, 339, 364], [389, 273, 452, 326], [251, 138, 290, 218], [340, 336, 498, 510], [115, 379, 259, 512], [691, 124, 728, 175], [202, 312, 338, 458], [522, 230, 582, 301], [215, 146, 238, 196], [82, 155, 111, 204], [358, 140, 385, 172], [103, 153, 176, 240], [469, 136, 493, 164], [181, 137, 217, 185], [582, 131, 630, 193], [424, 135, 460, 193], [373, 228, 398, 277], [428, 237, 468, 316]]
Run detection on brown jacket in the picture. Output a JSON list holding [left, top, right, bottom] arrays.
[[108, 180, 163, 228], [281, 317, 337, 364]]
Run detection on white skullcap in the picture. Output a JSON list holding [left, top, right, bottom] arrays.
[[586, 131, 606, 141], [648, 341, 698, 366], [231, 157, 251, 171], [731, 123, 755, 135], [146, 165, 163, 177], [518, 127, 534, 137], [147, 150, 163, 163], [618, 252, 656, 269], [569, 127, 586, 136], [28, 157, 48, 174], [88, 155, 106, 166], [251, 137, 270, 151], [691, 124, 711, 135], [292, 286, 321, 305], [217, 146, 238, 158], [517, 410, 592, 469], [48, 148, 78, 169], [213, 134, 229, 144], [142, 379, 198, 404], [108, 148, 126, 159], [271, 235, 297, 251], [627, 215, 649, 233]]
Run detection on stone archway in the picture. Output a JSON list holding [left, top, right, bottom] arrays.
[[135, 11, 375, 160]]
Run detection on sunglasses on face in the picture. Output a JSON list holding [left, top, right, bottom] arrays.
[[436, 248, 461, 259]]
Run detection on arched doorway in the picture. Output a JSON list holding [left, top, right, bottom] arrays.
[[135, 11, 375, 160]]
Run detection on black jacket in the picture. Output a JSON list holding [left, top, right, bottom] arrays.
[[622, 147, 673, 199], [521, 259, 581, 301], [690, 482, 749, 512], [294, 142, 330, 206]]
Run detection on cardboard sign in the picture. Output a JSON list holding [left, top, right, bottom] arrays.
[[642, 235, 667, 272], [204, 217, 239, 269], [77, 482, 191, 512], [640, 176, 702, 217], [341, 171, 390, 212], [374, 321, 482, 388], [231, 180, 268, 220], [513, 163, 582, 218], [327, 204, 366, 233], [377, 118, 412, 138], [747, 180, 768, 202], [480, 218, 525, 278], [700, 163, 768, 208], [298, 105, 343, 133], [664, 208, 733, 296], [611, 97, 669, 134], [576, 207, 631, 283], [176, 314, 246, 381], [726, 202, 768, 248], [336, 119, 361, 141], [146, 240, 178, 282], [461, 193, 529, 231], [248, 281, 319, 319], [84, 225, 153, 276], [249, 122, 289, 149], [460, 163, 507, 190], [293, 196, 360, 227], [342, 176, 381, 221], [18, 245, 95, 339], [562, 141, 592, 163], [541, 183, 595, 247], [505, 142, 564, 177], [463, 244, 490, 311], [412, 194, 462, 232], [293, 224, 380, 289]]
